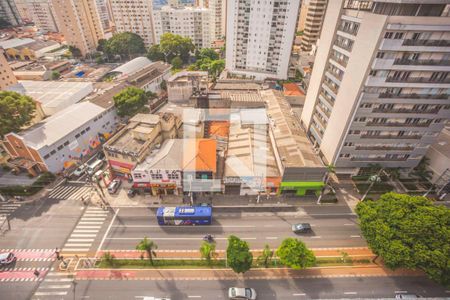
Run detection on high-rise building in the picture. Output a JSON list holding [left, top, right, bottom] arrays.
[[197, 0, 226, 40], [301, 0, 450, 172], [153, 6, 212, 49], [95, 0, 110, 31], [299, 0, 327, 52], [22, 0, 58, 33], [0, 48, 18, 89], [225, 0, 301, 80], [109, 0, 156, 47], [51, 0, 104, 56], [14, 0, 32, 22], [0, 0, 22, 26]]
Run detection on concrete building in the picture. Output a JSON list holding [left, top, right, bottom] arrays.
[[23, 0, 59, 33], [0, 48, 18, 90], [153, 6, 212, 49], [51, 0, 104, 56], [167, 71, 209, 103], [300, 0, 327, 52], [301, 0, 450, 173], [108, 0, 156, 47], [197, 0, 226, 40], [0, 38, 60, 60], [426, 127, 450, 184], [3, 102, 117, 174], [0, 0, 22, 26], [103, 113, 181, 178], [225, 0, 301, 80], [14, 0, 32, 22], [95, 0, 110, 31]]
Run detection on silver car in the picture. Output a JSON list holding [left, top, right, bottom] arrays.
[[228, 287, 257, 300]]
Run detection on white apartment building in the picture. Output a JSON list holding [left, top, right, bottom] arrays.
[[301, 0, 450, 173], [197, 0, 226, 40], [24, 0, 58, 33], [109, 0, 156, 46], [95, 0, 110, 31], [225, 0, 301, 80], [153, 6, 212, 49]]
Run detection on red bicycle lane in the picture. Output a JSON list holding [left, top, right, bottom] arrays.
[[13, 250, 56, 261], [0, 269, 48, 281]]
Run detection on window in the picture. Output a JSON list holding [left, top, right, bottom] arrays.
[[64, 141, 69, 146], [57, 145, 63, 151], [75, 133, 80, 138]]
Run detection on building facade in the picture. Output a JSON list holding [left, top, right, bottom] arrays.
[[108, 0, 156, 47], [301, 0, 450, 173], [95, 0, 110, 31], [51, 0, 104, 56], [0, 48, 18, 89], [3, 102, 117, 174], [197, 0, 226, 40], [225, 0, 301, 80], [24, 0, 59, 33], [153, 6, 212, 49], [0, 0, 22, 26], [300, 0, 327, 52]]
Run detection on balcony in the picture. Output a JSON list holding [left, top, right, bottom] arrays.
[[372, 108, 440, 114], [338, 25, 358, 36], [327, 68, 343, 81], [323, 80, 339, 94], [330, 54, 348, 67], [393, 58, 450, 66], [361, 134, 422, 139], [386, 77, 450, 84], [319, 91, 335, 108], [334, 40, 353, 52], [355, 145, 414, 151], [366, 122, 431, 127], [379, 93, 449, 100], [402, 39, 450, 47], [351, 156, 408, 162]]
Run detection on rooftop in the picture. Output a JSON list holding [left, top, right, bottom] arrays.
[[135, 139, 184, 171], [213, 79, 262, 91], [11, 102, 105, 150], [283, 83, 304, 96], [221, 91, 264, 103], [183, 139, 217, 172], [7, 81, 93, 115], [0, 38, 34, 49], [16, 39, 59, 51], [126, 61, 171, 87], [87, 82, 128, 109], [262, 89, 323, 168], [107, 57, 153, 79], [168, 70, 208, 83]]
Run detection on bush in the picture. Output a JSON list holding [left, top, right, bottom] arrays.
[[0, 172, 55, 196]]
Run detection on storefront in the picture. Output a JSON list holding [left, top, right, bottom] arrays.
[[132, 182, 182, 196]]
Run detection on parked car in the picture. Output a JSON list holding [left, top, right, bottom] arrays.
[[291, 223, 312, 234], [395, 294, 420, 299], [107, 179, 122, 194], [127, 189, 137, 198], [72, 164, 87, 177], [228, 287, 257, 300], [96, 152, 105, 160], [0, 252, 16, 266]]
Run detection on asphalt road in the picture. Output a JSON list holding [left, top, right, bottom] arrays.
[[62, 276, 450, 300], [101, 206, 365, 250]]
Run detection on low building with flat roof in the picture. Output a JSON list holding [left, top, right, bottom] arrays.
[[3, 102, 118, 174], [167, 71, 209, 103], [1, 38, 60, 60]]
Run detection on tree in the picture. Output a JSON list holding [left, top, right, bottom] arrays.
[[0, 91, 36, 137], [276, 238, 316, 269], [226, 235, 253, 274], [68, 45, 82, 58], [105, 32, 146, 60], [196, 48, 219, 61], [356, 192, 450, 285], [209, 59, 225, 80], [200, 241, 217, 265], [171, 56, 183, 69], [257, 244, 273, 268], [51, 71, 60, 80], [147, 44, 166, 61], [101, 251, 116, 267], [160, 80, 167, 91], [159, 33, 195, 63], [136, 237, 158, 265], [317, 164, 335, 204], [113, 86, 148, 117]]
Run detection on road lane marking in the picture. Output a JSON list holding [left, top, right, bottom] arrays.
[[78, 221, 104, 225], [62, 248, 90, 252], [187, 296, 202, 298], [344, 223, 355, 226], [266, 237, 278, 240], [293, 293, 306, 296], [34, 292, 68, 296], [80, 218, 106, 221], [64, 243, 92, 247], [350, 235, 361, 238], [73, 230, 99, 233], [39, 285, 72, 289], [70, 234, 97, 237], [395, 291, 408, 293], [97, 208, 120, 254], [76, 226, 101, 229], [344, 292, 357, 295], [67, 239, 95, 242]]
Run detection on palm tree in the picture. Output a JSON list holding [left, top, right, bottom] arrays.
[[317, 164, 336, 204], [200, 241, 217, 265], [136, 237, 158, 265], [257, 244, 273, 268], [360, 174, 382, 201]]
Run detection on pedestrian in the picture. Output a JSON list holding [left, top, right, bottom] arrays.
[[33, 269, 40, 277], [55, 248, 60, 260]]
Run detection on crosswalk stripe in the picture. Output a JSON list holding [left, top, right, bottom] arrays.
[[34, 291, 68, 296], [48, 186, 70, 198], [73, 229, 99, 233], [39, 284, 72, 289], [84, 212, 108, 216], [68, 187, 91, 200], [80, 217, 106, 221], [76, 226, 101, 229], [46, 272, 74, 277], [50, 186, 77, 198], [61, 248, 90, 252], [78, 221, 103, 224], [43, 278, 73, 282], [67, 239, 94, 242], [87, 207, 104, 211], [64, 243, 92, 247]]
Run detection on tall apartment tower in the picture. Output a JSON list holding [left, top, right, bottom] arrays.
[[197, 0, 226, 40], [14, 0, 32, 22], [153, 6, 212, 49], [108, 0, 156, 47], [226, 0, 301, 80], [300, 0, 327, 52], [95, 0, 110, 31], [0, 48, 18, 89], [301, 0, 450, 173], [51, 0, 104, 56], [25, 0, 59, 33], [0, 0, 22, 26]]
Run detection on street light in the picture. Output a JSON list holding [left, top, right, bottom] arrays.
[[360, 173, 382, 201]]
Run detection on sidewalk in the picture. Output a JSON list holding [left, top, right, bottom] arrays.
[[96, 247, 375, 260], [75, 265, 423, 281]]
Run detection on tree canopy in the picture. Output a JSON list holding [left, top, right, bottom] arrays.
[[276, 238, 316, 269], [99, 32, 146, 60], [113, 87, 149, 117], [0, 91, 36, 137], [196, 48, 219, 61], [226, 235, 253, 274], [147, 33, 194, 64], [356, 192, 450, 285], [171, 56, 183, 69], [136, 237, 158, 265], [188, 48, 224, 80]]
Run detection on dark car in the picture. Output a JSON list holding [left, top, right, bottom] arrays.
[[291, 223, 312, 234], [127, 189, 138, 198]]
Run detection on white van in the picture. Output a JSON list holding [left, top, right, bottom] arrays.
[[87, 160, 104, 176]]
